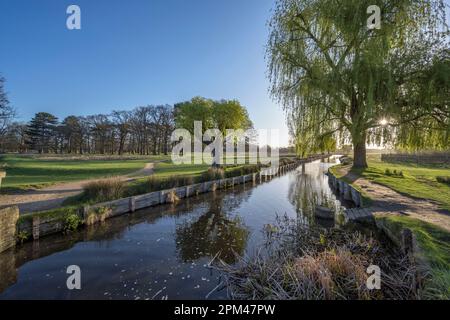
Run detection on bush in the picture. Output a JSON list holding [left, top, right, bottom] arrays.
[[16, 230, 29, 244], [339, 156, 353, 165], [385, 168, 404, 178], [200, 167, 225, 182], [436, 176, 450, 185], [225, 164, 261, 178], [64, 213, 82, 233], [146, 175, 194, 192], [83, 178, 125, 202]]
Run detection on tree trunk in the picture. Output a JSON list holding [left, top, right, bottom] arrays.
[[353, 139, 368, 168]]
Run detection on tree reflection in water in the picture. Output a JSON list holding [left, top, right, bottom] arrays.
[[287, 160, 344, 227], [175, 190, 251, 264]]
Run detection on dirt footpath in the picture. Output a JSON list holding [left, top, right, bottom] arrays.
[[335, 166, 450, 232], [0, 163, 155, 214]]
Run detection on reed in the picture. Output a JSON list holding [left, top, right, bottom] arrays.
[[211, 215, 419, 300], [82, 178, 125, 202]]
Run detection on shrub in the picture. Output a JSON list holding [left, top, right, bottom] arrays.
[[146, 175, 194, 192], [16, 230, 29, 244], [200, 167, 225, 182], [64, 213, 82, 232], [436, 176, 450, 185], [385, 168, 403, 178], [83, 178, 125, 202], [339, 156, 353, 165], [225, 164, 261, 178]]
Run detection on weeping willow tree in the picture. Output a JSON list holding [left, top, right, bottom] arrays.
[[268, 0, 449, 167]]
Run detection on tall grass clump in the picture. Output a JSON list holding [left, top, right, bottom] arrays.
[[145, 175, 194, 192], [83, 178, 125, 202], [199, 167, 225, 182], [212, 215, 418, 300], [225, 164, 261, 178]]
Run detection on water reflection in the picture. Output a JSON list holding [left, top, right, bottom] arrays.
[[175, 191, 250, 264], [0, 156, 348, 299], [287, 159, 349, 228]]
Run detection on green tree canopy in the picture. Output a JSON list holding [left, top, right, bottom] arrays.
[[174, 97, 214, 134], [174, 97, 253, 134], [26, 112, 59, 153], [268, 0, 449, 167]]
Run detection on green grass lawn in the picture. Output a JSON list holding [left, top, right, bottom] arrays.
[[330, 154, 450, 298], [0, 155, 167, 191], [333, 154, 450, 211]]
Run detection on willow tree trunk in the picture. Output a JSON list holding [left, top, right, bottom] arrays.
[[350, 96, 368, 169], [353, 138, 368, 168]]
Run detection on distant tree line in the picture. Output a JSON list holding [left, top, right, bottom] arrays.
[[0, 81, 253, 155]]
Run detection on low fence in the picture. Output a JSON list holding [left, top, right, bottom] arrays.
[[381, 152, 450, 165], [9, 154, 330, 247]]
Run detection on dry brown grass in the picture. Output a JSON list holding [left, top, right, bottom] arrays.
[[212, 215, 419, 300], [82, 178, 125, 202]]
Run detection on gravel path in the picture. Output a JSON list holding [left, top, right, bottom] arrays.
[[335, 166, 450, 232], [0, 163, 155, 214]]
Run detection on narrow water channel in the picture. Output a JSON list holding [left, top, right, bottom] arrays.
[[0, 156, 350, 299]]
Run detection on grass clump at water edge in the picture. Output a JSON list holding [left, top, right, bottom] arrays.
[[82, 178, 126, 203], [211, 215, 419, 300]]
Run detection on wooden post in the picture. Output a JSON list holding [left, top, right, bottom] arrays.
[[32, 216, 40, 240], [82, 205, 90, 220], [129, 197, 136, 213], [159, 190, 165, 204]]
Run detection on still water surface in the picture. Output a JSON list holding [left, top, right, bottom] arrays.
[[0, 157, 349, 299]]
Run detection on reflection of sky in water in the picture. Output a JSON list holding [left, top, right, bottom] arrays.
[[0, 157, 347, 300]]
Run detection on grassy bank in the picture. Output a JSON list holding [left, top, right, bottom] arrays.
[[329, 154, 450, 298], [65, 163, 268, 206], [375, 215, 450, 299], [330, 154, 450, 211], [0, 155, 167, 191]]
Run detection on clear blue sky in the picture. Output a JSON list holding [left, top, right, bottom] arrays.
[[0, 0, 290, 146]]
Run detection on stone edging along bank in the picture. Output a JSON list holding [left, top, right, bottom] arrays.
[[0, 155, 331, 253], [326, 168, 364, 207]]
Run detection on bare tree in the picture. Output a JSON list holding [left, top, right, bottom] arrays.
[[112, 110, 131, 155], [0, 76, 15, 147]]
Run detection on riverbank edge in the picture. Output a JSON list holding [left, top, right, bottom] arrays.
[[0, 154, 332, 251], [327, 166, 448, 299]]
